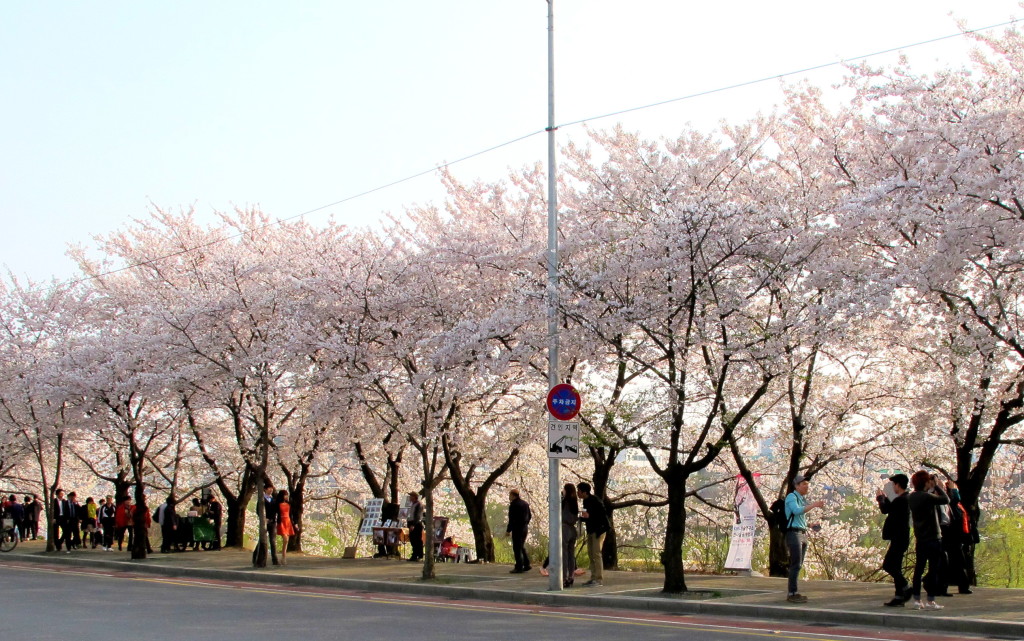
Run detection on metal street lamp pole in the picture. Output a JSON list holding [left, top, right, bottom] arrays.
[[545, 0, 562, 593]]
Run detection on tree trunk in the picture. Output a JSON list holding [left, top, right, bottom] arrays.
[[768, 522, 789, 577], [253, 490, 268, 568], [224, 477, 258, 548], [288, 481, 304, 553], [422, 488, 436, 580], [131, 482, 149, 560], [465, 496, 494, 562], [661, 475, 688, 593], [603, 504, 618, 570]]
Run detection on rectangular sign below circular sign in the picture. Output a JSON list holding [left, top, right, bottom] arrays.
[[548, 420, 580, 459]]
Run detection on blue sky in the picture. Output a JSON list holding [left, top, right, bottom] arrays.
[[1, 1, 1021, 282]]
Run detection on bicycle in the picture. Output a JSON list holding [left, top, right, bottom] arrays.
[[0, 517, 18, 552]]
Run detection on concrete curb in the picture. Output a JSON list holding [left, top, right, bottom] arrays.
[[6, 552, 1021, 639]]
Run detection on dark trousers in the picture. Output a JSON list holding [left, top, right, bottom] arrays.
[[408, 522, 424, 560], [116, 526, 134, 549], [56, 519, 73, 550], [882, 538, 910, 596], [252, 525, 277, 564], [913, 538, 944, 600], [941, 530, 969, 591], [786, 530, 807, 595], [101, 520, 115, 549], [161, 522, 177, 552], [561, 524, 577, 583], [511, 529, 530, 571]]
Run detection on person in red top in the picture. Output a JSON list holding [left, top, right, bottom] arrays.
[[114, 496, 134, 551], [276, 490, 296, 565]]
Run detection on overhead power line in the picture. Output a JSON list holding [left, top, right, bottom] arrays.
[[45, 17, 1024, 292]]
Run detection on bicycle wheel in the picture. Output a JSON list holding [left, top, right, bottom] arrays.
[[0, 527, 17, 552]]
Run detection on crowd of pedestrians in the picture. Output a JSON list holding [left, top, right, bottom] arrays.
[[782, 470, 978, 612], [0, 489, 225, 554], [0, 494, 42, 540]]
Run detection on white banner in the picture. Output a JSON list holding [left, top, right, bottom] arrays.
[[724, 474, 758, 570]]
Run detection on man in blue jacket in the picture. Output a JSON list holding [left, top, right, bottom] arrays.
[[784, 474, 826, 603]]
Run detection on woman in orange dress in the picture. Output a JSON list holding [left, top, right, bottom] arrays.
[[276, 490, 296, 565]]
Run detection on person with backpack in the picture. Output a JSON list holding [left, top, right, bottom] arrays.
[[876, 473, 912, 606], [941, 480, 973, 595], [784, 474, 826, 603]]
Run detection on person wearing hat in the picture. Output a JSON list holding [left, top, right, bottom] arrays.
[[876, 473, 912, 606], [784, 474, 826, 603], [405, 492, 424, 562]]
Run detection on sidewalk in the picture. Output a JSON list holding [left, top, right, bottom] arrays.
[[5, 539, 1022, 638]]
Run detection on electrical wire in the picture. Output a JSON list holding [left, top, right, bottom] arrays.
[[558, 17, 1022, 129], [36, 17, 1024, 292]]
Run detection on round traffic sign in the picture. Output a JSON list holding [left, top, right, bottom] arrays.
[[547, 383, 581, 421]]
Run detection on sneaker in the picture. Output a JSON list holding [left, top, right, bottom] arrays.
[[786, 593, 808, 603], [582, 580, 603, 587], [63, 549, 70, 554], [922, 601, 944, 610], [910, 600, 924, 609]]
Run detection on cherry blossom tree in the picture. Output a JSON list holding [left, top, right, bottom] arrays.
[[836, 29, 1024, 562], [0, 279, 88, 550]]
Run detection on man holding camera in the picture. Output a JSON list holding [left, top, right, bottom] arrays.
[[784, 474, 826, 603]]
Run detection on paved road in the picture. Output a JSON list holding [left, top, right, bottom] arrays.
[[0, 562, 994, 641]]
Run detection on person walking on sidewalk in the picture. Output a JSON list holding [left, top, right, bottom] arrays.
[[506, 489, 532, 573], [99, 496, 116, 551], [876, 473, 912, 606], [907, 470, 950, 611], [52, 489, 71, 552], [25, 494, 41, 540], [784, 474, 826, 604], [577, 482, 609, 587]]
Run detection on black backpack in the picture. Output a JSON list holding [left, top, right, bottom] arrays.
[[769, 497, 792, 530]]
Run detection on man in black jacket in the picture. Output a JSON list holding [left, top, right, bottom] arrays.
[[52, 489, 71, 552], [506, 489, 532, 573], [252, 484, 279, 565], [876, 473, 912, 606], [577, 482, 609, 587]]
